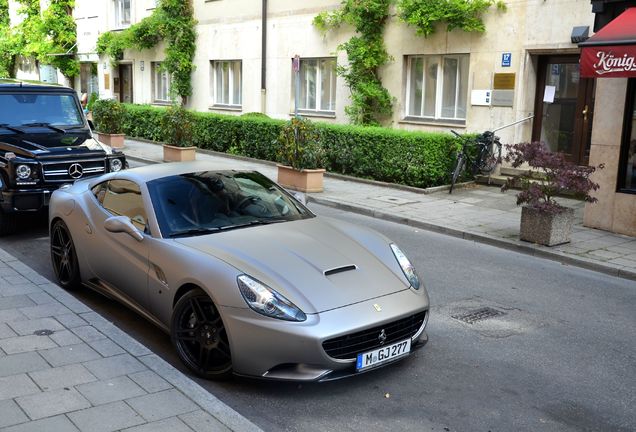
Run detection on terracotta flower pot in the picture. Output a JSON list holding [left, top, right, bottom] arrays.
[[519, 206, 575, 246], [163, 144, 196, 162], [277, 164, 325, 193], [96, 132, 125, 149]]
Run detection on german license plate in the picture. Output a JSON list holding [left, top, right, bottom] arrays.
[[356, 339, 411, 371]]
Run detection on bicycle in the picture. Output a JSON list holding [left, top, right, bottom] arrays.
[[449, 130, 502, 194]]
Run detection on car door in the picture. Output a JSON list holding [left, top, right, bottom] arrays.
[[86, 179, 150, 311]]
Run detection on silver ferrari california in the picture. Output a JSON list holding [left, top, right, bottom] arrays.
[[49, 161, 430, 381]]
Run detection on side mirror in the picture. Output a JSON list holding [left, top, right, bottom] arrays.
[[87, 119, 95, 131], [104, 216, 144, 242]]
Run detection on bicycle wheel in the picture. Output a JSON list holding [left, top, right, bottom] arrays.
[[478, 147, 498, 174], [449, 153, 466, 194]]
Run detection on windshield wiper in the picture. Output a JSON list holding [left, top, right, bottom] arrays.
[[0, 123, 25, 134], [169, 227, 221, 238], [217, 219, 287, 232], [19, 122, 66, 133]]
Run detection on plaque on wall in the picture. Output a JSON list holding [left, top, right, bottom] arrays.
[[104, 73, 110, 90], [493, 73, 516, 90], [491, 90, 514, 107]]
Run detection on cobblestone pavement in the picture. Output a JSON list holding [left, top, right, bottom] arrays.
[[123, 138, 636, 281], [0, 247, 261, 432]]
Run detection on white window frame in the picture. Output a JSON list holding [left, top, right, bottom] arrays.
[[114, 0, 131, 29], [405, 54, 469, 121], [294, 57, 337, 113], [152, 62, 172, 103], [211, 60, 242, 108]]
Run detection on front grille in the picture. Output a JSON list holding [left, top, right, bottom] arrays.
[[42, 159, 106, 183], [322, 311, 427, 360]]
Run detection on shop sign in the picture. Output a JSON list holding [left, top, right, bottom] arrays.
[[581, 45, 636, 78]]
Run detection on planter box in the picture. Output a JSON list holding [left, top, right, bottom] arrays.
[[163, 144, 196, 162], [519, 206, 575, 246], [277, 165, 325, 193], [95, 132, 124, 149]]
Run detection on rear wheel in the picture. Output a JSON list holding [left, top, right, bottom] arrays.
[[449, 153, 465, 194], [50, 219, 81, 290], [171, 289, 233, 380]]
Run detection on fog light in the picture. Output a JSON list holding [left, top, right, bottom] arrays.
[[16, 164, 32, 180], [110, 158, 123, 172]]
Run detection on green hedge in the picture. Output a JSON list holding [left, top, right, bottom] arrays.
[[118, 104, 460, 188]]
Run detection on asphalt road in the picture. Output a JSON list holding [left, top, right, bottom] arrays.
[[1, 200, 635, 432]]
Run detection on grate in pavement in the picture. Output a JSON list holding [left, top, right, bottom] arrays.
[[33, 329, 55, 336], [452, 307, 505, 324]]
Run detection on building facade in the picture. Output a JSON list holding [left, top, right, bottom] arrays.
[[8, 0, 634, 236]]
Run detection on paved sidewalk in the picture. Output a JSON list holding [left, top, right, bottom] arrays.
[[0, 246, 261, 431], [123, 138, 636, 281]]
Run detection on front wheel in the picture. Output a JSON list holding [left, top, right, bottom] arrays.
[[0, 209, 17, 236], [50, 219, 81, 290], [449, 154, 465, 194], [171, 289, 233, 380]]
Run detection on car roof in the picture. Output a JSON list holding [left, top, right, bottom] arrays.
[[0, 78, 71, 92], [114, 161, 253, 184]]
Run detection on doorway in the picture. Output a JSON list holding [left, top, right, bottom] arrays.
[[117, 63, 133, 104], [532, 55, 595, 165]]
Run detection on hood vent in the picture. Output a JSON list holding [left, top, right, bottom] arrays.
[[324, 265, 357, 276]]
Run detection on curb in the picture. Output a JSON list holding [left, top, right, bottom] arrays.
[[4, 247, 263, 432], [309, 196, 636, 282], [124, 145, 636, 282]]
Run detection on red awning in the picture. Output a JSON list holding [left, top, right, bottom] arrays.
[[580, 7, 636, 78]]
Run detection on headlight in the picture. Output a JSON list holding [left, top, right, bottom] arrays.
[[390, 244, 421, 290], [109, 158, 123, 172], [16, 164, 32, 180], [237, 275, 306, 322]]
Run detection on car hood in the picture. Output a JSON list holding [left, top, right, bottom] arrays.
[[174, 217, 409, 313], [0, 134, 112, 157]]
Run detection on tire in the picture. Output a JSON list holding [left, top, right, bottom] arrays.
[[449, 154, 465, 194], [478, 148, 497, 174], [50, 219, 82, 290], [0, 209, 17, 236], [171, 289, 233, 380]]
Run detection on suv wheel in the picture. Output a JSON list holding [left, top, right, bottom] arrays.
[[0, 210, 17, 236]]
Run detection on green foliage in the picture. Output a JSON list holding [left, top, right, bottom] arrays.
[[160, 104, 194, 147], [277, 117, 325, 170], [118, 104, 460, 188], [92, 99, 124, 134], [0, 0, 78, 79], [397, 0, 506, 37], [97, 0, 197, 100], [86, 92, 99, 112], [313, 0, 393, 126]]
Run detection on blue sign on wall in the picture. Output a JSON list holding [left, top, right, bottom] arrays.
[[502, 53, 512, 67]]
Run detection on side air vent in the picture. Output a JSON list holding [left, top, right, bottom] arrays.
[[324, 265, 357, 276]]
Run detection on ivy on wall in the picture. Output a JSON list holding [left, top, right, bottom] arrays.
[[314, 0, 505, 126], [0, 0, 78, 79], [397, 0, 506, 37], [314, 0, 393, 126], [96, 0, 197, 102]]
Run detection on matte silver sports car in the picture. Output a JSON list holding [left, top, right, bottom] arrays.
[[49, 161, 429, 381]]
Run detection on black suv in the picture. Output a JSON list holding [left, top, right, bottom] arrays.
[[0, 79, 126, 234]]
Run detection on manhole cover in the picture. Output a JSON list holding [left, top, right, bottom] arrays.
[[452, 307, 505, 324], [33, 329, 55, 336]]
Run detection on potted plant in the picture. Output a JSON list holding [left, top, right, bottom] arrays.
[[502, 141, 602, 246], [91, 98, 125, 148], [160, 104, 196, 162], [276, 117, 326, 193]]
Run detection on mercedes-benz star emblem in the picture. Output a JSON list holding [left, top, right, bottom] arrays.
[[68, 163, 84, 179], [378, 329, 387, 345]]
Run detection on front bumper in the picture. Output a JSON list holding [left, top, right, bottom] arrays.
[[0, 187, 56, 212], [220, 288, 430, 381]]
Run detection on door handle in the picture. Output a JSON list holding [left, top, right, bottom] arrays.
[[582, 105, 589, 122]]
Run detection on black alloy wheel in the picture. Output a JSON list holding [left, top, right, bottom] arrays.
[[0, 209, 17, 236], [171, 289, 233, 380], [50, 219, 81, 290]]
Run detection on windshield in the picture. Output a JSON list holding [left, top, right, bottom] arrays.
[[147, 171, 314, 238], [0, 93, 84, 129]]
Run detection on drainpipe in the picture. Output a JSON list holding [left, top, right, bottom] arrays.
[[261, 0, 267, 114]]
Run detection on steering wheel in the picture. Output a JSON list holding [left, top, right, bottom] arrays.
[[236, 195, 269, 216]]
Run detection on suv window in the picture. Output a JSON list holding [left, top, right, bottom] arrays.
[[100, 180, 148, 232], [0, 93, 83, 127]]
